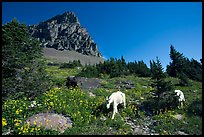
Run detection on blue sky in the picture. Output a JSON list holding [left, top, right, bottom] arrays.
[[2, 2, 202, 70]]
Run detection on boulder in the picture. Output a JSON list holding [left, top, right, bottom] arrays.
[[66, 76, 101, 89], [175, 131, 189, 135], [66, 76, 78, 88], [25, 113, 73, 134], [173, 114, 183, 120]]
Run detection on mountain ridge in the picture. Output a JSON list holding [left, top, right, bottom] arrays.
[[29, 11, 103, 59]]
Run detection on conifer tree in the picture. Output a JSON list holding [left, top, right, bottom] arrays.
[[167, 45, 202, 82], [166, 45, 185, 77], [2, 19, 50, 99], [150, 57, 177, 114]]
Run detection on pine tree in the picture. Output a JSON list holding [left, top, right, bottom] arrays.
[[166, 45, 184, 77], [2, 19, 50, 99], [167, 45, 202, 82], [150, 57, 176, 114], [136, 60, 150, 77], [110, 58, 120, 78]]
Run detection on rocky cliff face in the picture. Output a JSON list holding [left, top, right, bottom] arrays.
[[29, 12, 102, 57]]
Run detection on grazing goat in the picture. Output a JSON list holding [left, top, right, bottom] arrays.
[[106, 91, 126, 119], [175, 90, 185, 108]]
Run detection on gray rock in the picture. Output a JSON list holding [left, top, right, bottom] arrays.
[[88, 91, 96, 97], [173, 114, 183, 120], [66, 76, 101, 89], [25, 113, 73, 133], [2, 128, 13, 135], [29, 11, 102, 57], [115, 80, 135, 89], [175, 131, 189, 135]]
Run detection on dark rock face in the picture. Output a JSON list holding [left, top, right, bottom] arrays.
[[66, 76, 101, 89], [29, 12, 102, 57]]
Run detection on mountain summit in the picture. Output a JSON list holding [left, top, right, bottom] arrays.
[[29, 12, 102, 58]]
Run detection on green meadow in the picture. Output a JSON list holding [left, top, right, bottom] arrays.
[[2, 63, 202, 135]]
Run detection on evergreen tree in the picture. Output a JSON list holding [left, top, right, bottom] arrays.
[[187, 58, 202, 81], [167, 45, 202, 82], [127, 61, 135, 75], [166, 45, 185, 77], [150, 60, 155, 77], [2, 19, 50, 99], [121, 56, 128, 75], [127, 60, 150, 77], [150, 57, 177, 114], [110, 58, 120, 78], [136, 60, 151, 77]]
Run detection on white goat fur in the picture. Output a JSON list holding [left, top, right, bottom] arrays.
[[175, 90, 185, 108], [106, 91, 126, 119]]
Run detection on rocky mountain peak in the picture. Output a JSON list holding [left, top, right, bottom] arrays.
[[29, 11, 102, 57], [46, 11, 79, 24]]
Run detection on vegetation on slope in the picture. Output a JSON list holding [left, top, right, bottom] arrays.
[[2, 63, 202, 135], [2, 19, 202, 135]]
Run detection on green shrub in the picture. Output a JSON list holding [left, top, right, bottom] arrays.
[[59, 60, 82, 69], [187, 100, 202, 117]]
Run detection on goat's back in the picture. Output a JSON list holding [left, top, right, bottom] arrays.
[[109, 91, 125, 104]]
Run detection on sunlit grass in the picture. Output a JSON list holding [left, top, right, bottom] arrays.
[[2, 65, 202, 135]]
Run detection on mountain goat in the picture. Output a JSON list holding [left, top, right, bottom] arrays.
[[106, 91, 126, 119], [175, 90, 185, 108]]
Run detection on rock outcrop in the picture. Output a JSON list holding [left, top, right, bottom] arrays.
[[29, 11, 102, 57], [66, 76, 101, 90], [115, 80, 135, 89], [25, 113, 73, 134]]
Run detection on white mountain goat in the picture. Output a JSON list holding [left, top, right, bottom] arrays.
[[106, 91, 126, 119], [175, 90, 185, 108]]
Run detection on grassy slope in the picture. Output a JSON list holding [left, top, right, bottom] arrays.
[[45, 64, 202, 135], [2, 63, 202, 135]]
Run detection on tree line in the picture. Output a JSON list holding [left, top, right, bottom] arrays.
[[78, 45, 202, 83], [77, 56, 151, 78]]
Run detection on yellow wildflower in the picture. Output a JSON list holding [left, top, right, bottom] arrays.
[[2, 118, 7, 127], [15, 122, 20, 126], [14, 119, 22, 124], [30, 128, 34, 132], [50, 102, 54, 106], [27, 122, 30, 126], [16, 109, 22, 115]]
